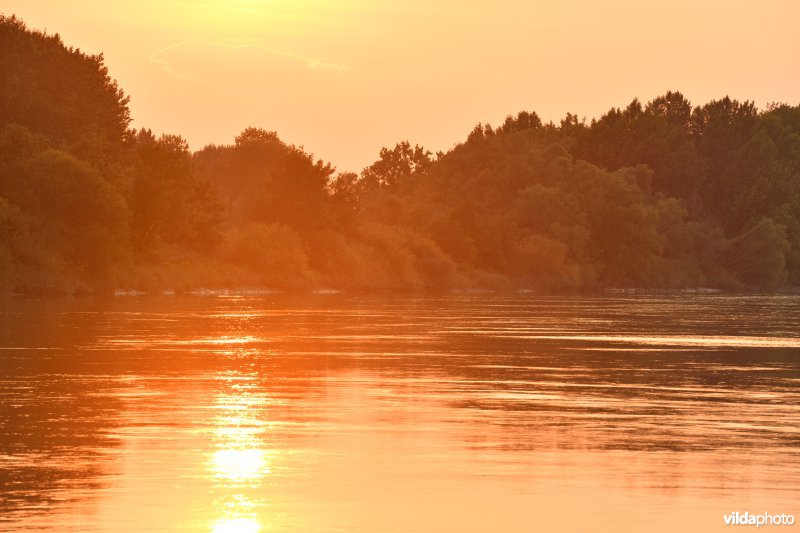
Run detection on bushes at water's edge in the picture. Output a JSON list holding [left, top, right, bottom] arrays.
[[1, 14, 799, 294]]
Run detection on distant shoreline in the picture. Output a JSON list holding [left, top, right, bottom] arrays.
[[4, 285, 799, 299]]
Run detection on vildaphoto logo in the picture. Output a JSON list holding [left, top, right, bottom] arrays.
[[723, 512, 796, 527]]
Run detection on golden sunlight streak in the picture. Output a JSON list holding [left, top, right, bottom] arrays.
[[212, 448, 269, 482], [211, 516, 262, 533], [208, 373, 272, 532]]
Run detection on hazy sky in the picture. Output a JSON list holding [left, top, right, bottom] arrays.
[[4, 0, 798, 171]]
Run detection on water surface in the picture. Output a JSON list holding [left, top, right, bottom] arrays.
[[1, 294, 799, 532]]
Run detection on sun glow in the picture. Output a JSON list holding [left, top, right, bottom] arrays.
[[211, 517, 262, 533], [212, 448, 269, 482], [208, 372, 272, 531]]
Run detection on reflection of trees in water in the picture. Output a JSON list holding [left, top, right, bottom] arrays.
[[242, 294, 800, 499], [195, 295, 800, 456], [264, 295, 800, 455], [444, 347, 800, 496], [0, 297, 125, 524], [0, 377, 125, 520], [444, 343, 800, 453]]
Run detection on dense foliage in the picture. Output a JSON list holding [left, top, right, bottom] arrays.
[[1, 15, 798, 293]]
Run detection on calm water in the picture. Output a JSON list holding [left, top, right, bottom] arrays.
[[1, 294, 799, 532]]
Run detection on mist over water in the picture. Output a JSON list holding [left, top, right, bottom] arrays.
[[1, 294, 798, 532]]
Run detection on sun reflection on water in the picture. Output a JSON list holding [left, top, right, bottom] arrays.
[[209, 371, 271, 532], [211, 516, 262, 533], [212, 448, 269, 482]]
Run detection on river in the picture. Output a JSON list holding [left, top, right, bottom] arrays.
[[1, 294, 798, 532]]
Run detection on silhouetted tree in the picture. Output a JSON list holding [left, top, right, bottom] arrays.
[[128, 130, 222, 254], [360, 141, 433, 191]]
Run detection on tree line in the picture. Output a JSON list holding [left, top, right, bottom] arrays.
[[1, 15, 798, 293]]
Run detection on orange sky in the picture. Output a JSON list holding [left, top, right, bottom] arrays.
[[3, 0, 799, 171]]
